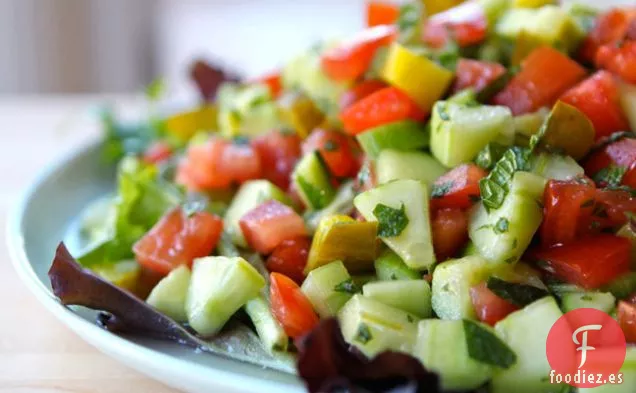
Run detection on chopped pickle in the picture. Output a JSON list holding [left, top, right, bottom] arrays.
[[305, 215, 379, 274], [277, 91, 324, 138], [532, 101, 594, 160], [164, 106, 217, 142], [382, 43, 454, 112]]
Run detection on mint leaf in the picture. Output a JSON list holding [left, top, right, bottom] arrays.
[[479, 147, 531, 211], [593, 165, 626, 187], [475, 142, 508, 171], [486, 277, 549, 307], [334, 279, 361, 294], [373, 203, 409, 237], [463, 319, 516, 369]]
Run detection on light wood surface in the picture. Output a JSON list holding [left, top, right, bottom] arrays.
[[0, 96, 180, 393]]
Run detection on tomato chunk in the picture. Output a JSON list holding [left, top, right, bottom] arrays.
[[341, 86, 426, 135], [302, 129, 358, 178], [493, 46, 586, 115], [584, 137, 636, 177], [321, 25, 397, 81], [470, 282, 519, 326], [251, 130, 302, 190], [532, 234, 632, 289], [366, 1, 400, 27], [133, 207, 223, 275], [252, 71, 282, 98], [143, 141, 172, 165], [218, 142, 262, 183], [623, 163, 636, 188], [596, 41, 636, 84], [270, 272, 319, 339], [266, 237, 311, 284], [618, 301, 636, 344], [239, 200, 307, 254], [452, 59, 506, 94], [594, 189, 636, 229], [431, 208, 469, 262], [177, 138, 232, 190], [540, 179, 597, 247], [422, 1, 488, 49], [561, 71, 630, 140], [430, 164, 486, 210], [579, 8, 636, 64], [339, 80, 387, 110]]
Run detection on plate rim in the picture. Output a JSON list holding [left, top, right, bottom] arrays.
[[6, 139, 303, 393]]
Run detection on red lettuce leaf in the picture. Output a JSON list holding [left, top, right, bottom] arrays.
[[190, 59, 240, 101], [297, 319, 475, 393]]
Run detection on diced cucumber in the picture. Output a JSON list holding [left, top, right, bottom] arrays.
[[217, 84, 281, 137], [477, 0, 511, 25], [354, 179, 435, 270], [357, 121, 429, 159], [244, 295, 288, 353], [301, 261, 354, 318], [547, 282, 585, 297], [579, 347, 636, 393], [561, 291, 616, 313], [338, 294, 419, 358], [146, 265, 191, 322], [224, 180, 292, 247], [186, 256, 266, 337], [530, 153, 584, 181], [304, 181, 355, 233], [374, 249, 421, 281], [619, 82, 636, 137], [514, 107, 549, 139], [363, 280, 431, 318], [432, 255, 498, 320], [376, 149, 447, 185], [469, 171, 545, 264], [492, 297, 565, 393], [618, 223, 636, 268], [414, 319, 493, 390], [430, 101, 514, 167], [292, 152, 336, 210], [602, 272, 636, 301]]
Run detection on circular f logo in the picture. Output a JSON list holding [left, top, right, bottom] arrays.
[[547, 308, 626, 388]]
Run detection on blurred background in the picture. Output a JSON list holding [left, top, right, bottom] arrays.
[[0, 0, 365, 98]]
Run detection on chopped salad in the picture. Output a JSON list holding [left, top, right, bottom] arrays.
[[50, 1, 636, 392]]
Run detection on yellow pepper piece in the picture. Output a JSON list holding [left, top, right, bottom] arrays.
[[277, 91, 325, 138], [93, 260, 141, 292], [422, 0, 464, 15], [305, 215, 379, 274], [165, 106, 217, 142], [512, 0, 556, 8], [382, 43, 454, 113], [536, 101, 595, 161]]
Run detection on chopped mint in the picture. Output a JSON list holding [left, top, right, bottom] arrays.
[[437, 103, 451, 121], [373, 203, 409, 237], [463, 319, 516, 369], [494, 217, 510, 234], [479, 147, 531, 211], [486, 277, 549, 307], [431, 182, 454, 199], [593, 165, 626, 187], [355, 323, 373, 344], [334, 279, 361, 294]]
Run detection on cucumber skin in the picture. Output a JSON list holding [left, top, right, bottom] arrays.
[[374, 249, 421, 281], [146, 265, 191, 323], [469, 171, 545, 264], [363, 280, 432, 318], [414, 319, 493, 391], [492, 297, 565, 393], [561, 292, 616, 314], [292, 152, 335, 210], [376, 149, 447, 186], [301, 261, 353, 318], [244, 295, 289, 353], [357, 121, 429, 159]]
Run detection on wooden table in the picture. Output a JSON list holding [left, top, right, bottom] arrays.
[[0, 96, 180, 393]]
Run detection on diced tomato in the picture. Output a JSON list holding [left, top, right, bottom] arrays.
[[430, 164, 486, 210], [251, 130, 302, 190], [321, 25, 397, 81], [452, 59, 506, 94], [431, 208, 468, 262], [532, 234, 632, 289], [617, 301, 636, 344], [623, 162, 636, 188], [584, 137, 636, 177], [341, 86, 426, 135], [270, 272, 319, 339], [218, 142, 262, 183], [302, 129, 358, 178], [594, 189, 636, 229], [252, 71, 282, 98], [596, 41, 636, 84], [133, 207, 223, 275], [493, 46, 586, 115], [143, 141, 172, 165], [266, 237, 311, 284], [470, 282, 519, 326], [422, 1, 488, 49], [177, 138, 232, 190], [339, 80, 387, 110], [579, 8, 636, 64], [561, 71, 630, 140], [540, 179, 598, 247], [366, 1, 400, 27], [239, 200, 307, 254]]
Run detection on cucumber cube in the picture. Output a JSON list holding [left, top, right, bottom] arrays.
[[186, 256, 265, 337], [374, 249, 421, 281], [561, 291, 616, 314], [292, 152, 335, 210], [146, 265, 191, 322], [244, 295, 288, 352], [376, 149, 447, 186], [301, 260, 353, 318], [338, 294, 419, 358], [363, 280, 432, 318], [357, 121, 429, 159]]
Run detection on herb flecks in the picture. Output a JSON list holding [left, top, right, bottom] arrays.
[[431, 182, 454, 199], [355, 323, 373, 344], [334, 279, 360, 294], [486, 277, 549, 307], [463, 319, 517, 369], [373, 203, 409, 237], [494, 217, 510, 234]]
